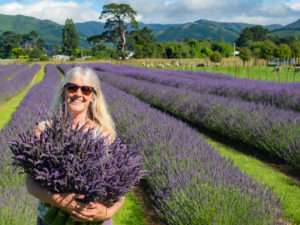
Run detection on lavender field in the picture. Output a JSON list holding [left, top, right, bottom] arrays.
[[2, 62, 300, 225], [0, 64, 40, 103], [0, 64, 61, 225]]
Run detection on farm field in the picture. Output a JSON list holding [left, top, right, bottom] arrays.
[[120, 59, 300, 83], [1, 62, 300, 225]]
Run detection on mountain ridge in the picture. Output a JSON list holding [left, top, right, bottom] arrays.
[[0, 13, 297, 48]]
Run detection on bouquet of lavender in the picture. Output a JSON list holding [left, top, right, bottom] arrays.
[[9, 112, 144, 225]]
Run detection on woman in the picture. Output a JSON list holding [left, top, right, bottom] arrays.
[[26, 66, 125, 225]]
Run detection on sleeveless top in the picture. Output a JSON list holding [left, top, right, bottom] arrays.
[[37, 127, 111, 222]]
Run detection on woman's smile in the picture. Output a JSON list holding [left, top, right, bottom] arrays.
[[64, 77, 94, 115]]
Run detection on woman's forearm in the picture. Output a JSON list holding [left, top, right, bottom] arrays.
[[107, 196, 125, 218], [25, 175, 59, 207]]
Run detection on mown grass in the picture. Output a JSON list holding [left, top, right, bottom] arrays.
[[206, 136, 300, 225], [197, 65, 300, 83], [114, 192, 147, 225]]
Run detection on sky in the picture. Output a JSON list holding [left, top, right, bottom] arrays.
[[0, 0, 299, 25]]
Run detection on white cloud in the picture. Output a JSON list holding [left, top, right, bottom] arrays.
[[102, 0, 300, 25], [288, 1, 300, 10], [0, 0, 100, 24]]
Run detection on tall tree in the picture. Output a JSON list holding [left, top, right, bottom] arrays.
[[239, 47, 252, 65], [0, 31, 21, 58], [127, 27, 157, 58], [99, 3, 138, 57], [236, 26, 268, 47], [62, 18, 79, 56]]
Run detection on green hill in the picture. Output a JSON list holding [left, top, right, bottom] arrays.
[[0, 13, 299, 48], [154, 20, 254, 42], [0, 14, 89, 48], [270, 19, 300, 38]]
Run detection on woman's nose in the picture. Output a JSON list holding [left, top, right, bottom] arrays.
[[74, 88, 83, 96]]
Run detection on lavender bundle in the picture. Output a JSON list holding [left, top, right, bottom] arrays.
[[9, 112, 144, 225]]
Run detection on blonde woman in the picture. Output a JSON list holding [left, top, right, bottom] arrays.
[[26, 66, 124, 225]]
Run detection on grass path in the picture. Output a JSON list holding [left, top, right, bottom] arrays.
[[206, 136, 300, 225], [0, 66, 45, 129]]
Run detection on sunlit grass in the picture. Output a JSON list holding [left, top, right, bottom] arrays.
[[114, 192, 147, 225], [197, 65, 300, 83]]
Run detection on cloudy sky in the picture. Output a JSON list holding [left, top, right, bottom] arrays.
[[0, 0, 299, 25]]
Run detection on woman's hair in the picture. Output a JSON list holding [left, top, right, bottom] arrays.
[[51, 66, 116, 142]]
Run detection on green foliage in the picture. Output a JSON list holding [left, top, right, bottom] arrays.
[[127, 27, 159, 58], [99, 3, 138, 57], [239, 47, 252, 63], [210, 51, 222, 63], [0, 30, 46, 59], [0, 31, 21, 58], [11, 47, 25, 58], [289, 39, 300, 58], [212, 41, 233, 57], [275, 44, 292, 60], [62, 18, 79, 56], [236, 26, 268, 47], [91, 44, 118, 59], [249, 40, 277, 60]]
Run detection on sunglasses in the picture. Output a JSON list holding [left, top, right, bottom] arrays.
[[64, 82, 96, 96]]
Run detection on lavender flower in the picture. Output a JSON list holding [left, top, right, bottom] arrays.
[[89, 63, 300, 112], [10, 112, 144, 206]]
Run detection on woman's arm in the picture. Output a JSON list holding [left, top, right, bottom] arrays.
[[107, 196, 125, 218], [26, 176, 90, 221], [25, 175, 60, 207]]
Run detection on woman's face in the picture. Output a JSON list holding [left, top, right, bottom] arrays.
[[64, 76, 95, 116]]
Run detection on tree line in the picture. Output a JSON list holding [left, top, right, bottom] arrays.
[[0, 3, 300, 63]]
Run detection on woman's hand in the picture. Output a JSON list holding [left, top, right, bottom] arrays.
[[72, 197, 125, 222], [52, 193, 92, 222], [71, 201, 109, 222]]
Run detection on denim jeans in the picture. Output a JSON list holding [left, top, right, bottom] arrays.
[[36, 217, 113, 225]]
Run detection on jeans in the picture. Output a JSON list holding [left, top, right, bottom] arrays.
[[36, 217, 113, 225]]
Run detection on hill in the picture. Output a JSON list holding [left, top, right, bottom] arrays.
[[0, 13, 299, 48]]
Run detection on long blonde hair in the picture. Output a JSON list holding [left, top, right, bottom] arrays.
[[51, 66, 116, 142]]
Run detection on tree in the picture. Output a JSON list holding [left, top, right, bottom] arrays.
[[0, 31, 21, 58], [275, 44, 292, 61], [288, 40, 300, 63], [251, 40, 277, 60], [236, 26, 268, 47], [62, 18, 79, 56], [99, 3, 138, 58], [210, 52, 222, 63], [212, 41, 233, 57], [127, 27, 157, 58], [239, 48, 252, 65]]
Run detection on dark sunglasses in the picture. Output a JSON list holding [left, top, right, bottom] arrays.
[[64, 82, 96, 96]]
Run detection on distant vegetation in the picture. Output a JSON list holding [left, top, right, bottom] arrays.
[[0, 3, 300, 62]]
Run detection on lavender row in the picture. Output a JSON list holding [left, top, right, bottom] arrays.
[[99, 81, 280, 225], [0, 64, 40, 103], [94, 71, 300, 170], [91, 63, 300, 112], [87, 63, 235, 81], [0, 64, 27, 80], [0, 65, 61, 225], [0, 64, 61, 167]]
